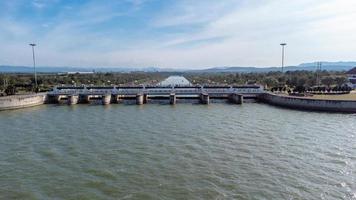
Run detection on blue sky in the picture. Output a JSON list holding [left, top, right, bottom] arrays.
[[0, 0, 356, 68]]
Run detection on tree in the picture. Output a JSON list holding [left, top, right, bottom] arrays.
[[294, 85, 305, 93], [321, 77, 334, 88], [5, 85, 17, 95], [334, 77, 347, 86], [297, 77, 307, 87], [262, 77, 278, 88]]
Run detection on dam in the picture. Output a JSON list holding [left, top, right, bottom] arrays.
[[2, 71, 355, 113], [46, 85, 264, 105], [2, 85, 356, 113]]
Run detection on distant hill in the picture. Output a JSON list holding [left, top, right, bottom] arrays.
[[0, 66, 88, 73], [0, 61, 355, 73], [298, 61, 356, 68], [193, 62, 356, 73], [0, 66, 161, 73]]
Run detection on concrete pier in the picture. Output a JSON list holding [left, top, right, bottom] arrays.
[[55, 95, 63, 103], [170, 93, 176, 105], [136, 93, 144, 105], [200, 93, 209, 104], [229, 93, 243, 104], [102, 94, 111, 105], [67, 95, 79, 105]]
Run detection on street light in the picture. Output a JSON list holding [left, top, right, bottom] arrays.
[[29, 43, 38, 91], [316, 62, 322, 86], [280, 43, 287, 73]]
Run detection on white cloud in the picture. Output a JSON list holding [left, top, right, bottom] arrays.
[[32, 1, 45, 9], [148, 0, 356, 67], [1, 0, 356, 68], [152, 0, 237, 28]]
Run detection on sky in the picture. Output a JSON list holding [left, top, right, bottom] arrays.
[[0, 0, 356, 69]]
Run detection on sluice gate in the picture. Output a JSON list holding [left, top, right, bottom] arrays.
[[47, 85, 264, 105]]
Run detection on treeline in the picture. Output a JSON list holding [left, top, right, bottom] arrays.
[[0, 72, 167, 94], [271, 86, 352, 94], [184, 70, 348, 89], [0, 70, 351, 95]]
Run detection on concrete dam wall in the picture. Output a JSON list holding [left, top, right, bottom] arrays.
[[46, 85, 261, 105], [261, 93, 356, 113], [2, 86, 356, 113], [0, 93, 46, 111]]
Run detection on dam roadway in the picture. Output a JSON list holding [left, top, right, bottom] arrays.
[[47, 85, 264, 105]]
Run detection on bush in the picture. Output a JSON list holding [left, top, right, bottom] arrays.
[[5, 85, 17, 95]]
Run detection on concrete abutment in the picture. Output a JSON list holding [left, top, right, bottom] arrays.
[[136, 94, 144, 105], [67, 95, 79, 105], [102, 94, 112, 105], [200, 93, 210, 105]]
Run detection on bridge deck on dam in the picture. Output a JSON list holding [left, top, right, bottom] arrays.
[[47, 85, 264, 105], [48, 85, 263, 95]]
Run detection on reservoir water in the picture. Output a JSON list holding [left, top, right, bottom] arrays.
[[0, 103, 355, 199]]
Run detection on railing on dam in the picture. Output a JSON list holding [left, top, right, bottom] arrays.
[[48, 85, 265, 96]]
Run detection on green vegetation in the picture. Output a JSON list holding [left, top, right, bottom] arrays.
[[0, 70, 351, 96], [0, 72, 167, 94], [184, 70, 347, 88]]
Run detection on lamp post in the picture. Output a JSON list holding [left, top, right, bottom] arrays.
[[280, 43, 287, 73], [316, 62, 322, 86], [29, 43, 38, 91]]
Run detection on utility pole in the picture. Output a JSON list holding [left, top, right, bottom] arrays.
[[280, 43, 287, 73], [316, 62, 322, 86], [29, 43, 38, 91]]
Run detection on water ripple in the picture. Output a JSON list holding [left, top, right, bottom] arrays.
[[0, 104, 355, 199]]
